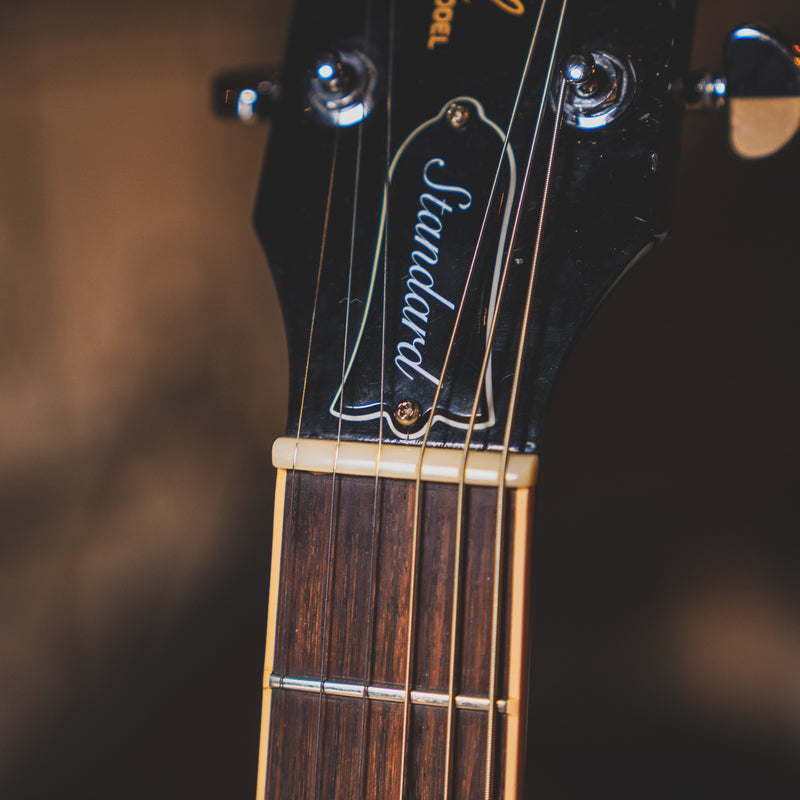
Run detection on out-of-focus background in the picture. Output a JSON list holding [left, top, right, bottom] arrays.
[[0, 2, 287, 796], [0, 1, 798, 797]]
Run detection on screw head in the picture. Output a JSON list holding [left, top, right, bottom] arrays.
[[446, 102, 470, 129], [394, 399, 422, 427]]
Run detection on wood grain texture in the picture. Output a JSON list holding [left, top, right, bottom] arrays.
[[262, 470, 531, 799]]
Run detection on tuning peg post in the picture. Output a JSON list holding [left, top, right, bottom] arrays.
[[211, 66, 280, 123]]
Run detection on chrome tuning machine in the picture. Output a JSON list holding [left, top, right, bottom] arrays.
[[562, 51, 635, 130], [306, 49, 377, 128], [683, 26, 800, 159]]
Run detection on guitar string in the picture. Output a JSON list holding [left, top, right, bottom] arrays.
[[442, 3, 569, 796], [396, 4, 552, 797], [484, 76, 568, 800], [273, 132, 340, 781], [311, 126, 366, 800], [264, 6, 558, 797], [312, 2, 374, 794], [279, 4, 560, 796], [356, 0, 396, 795]]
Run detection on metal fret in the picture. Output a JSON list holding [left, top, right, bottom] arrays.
[[269, 674, 508, 714]]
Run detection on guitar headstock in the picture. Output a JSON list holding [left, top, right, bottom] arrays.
[[254, 0, 697, 453]]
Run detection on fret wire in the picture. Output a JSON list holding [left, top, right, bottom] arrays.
[[269, 674, 510, 714], [397, 9, 554, 799], [442, 1, 564, 794], [356, 0, 395, 796], [312, 21, 372, 796], [272, 6, 565, 798], [485, 73, 569, 800]]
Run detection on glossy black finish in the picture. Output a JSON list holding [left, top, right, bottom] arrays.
[[255, 0, 697, 453]]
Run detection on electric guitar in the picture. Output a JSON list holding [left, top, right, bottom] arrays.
[[229, 1, 800, 797]]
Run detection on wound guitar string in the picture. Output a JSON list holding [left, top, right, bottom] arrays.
[[483, 76, 569, 800], [397, 1, 567, 798], [444, 3, 569, 797], [272, 0, 569, 796], [396, 8, 546, 795]]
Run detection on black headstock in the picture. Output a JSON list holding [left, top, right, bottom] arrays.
[[255, 0, 697, 453]]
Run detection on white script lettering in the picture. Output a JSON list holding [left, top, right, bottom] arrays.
[[394, 158, 473, 384]]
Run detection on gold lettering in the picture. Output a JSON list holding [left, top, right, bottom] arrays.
[[427, 33, 449, 49], [427, 0, 456, 50], [433, 6, 453, 22], [489, 0, 525, 15]]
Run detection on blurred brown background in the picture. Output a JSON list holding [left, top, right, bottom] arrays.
[[0, 1, 798, 798]]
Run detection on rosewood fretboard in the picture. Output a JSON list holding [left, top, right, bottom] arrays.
[[257, 451, 536, 799]]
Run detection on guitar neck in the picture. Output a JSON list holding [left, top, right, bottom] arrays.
[[257, 439, 538, 799], [250, 0, 700, 794]]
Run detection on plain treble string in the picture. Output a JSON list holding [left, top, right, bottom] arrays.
[[311, 0, 375, 796], [273, 129, 340, 784], [355, 0, 396, 796]]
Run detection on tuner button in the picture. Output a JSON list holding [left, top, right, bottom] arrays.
[[211, 66, 280, 123], [725, 27, 800, 159], [685, 27, 800, 159]]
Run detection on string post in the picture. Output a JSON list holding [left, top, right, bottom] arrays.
[[308, 48, 377, 127], [564, 52, 600, 97], [314, 52, 351, 93], [562, 50, 635, 130]]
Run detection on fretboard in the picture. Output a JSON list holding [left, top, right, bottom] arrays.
[[257, 440, 537, 799]]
